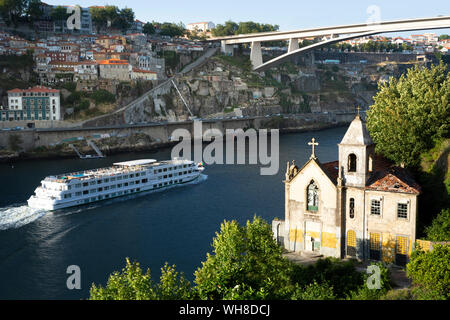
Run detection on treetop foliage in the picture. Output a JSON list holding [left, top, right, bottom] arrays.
[[89, 216, 396, 301], [212, 20, 279, 37], [366, 62, 450, 168], [89, 5, 135, 32], [425, 208, 450, 241]]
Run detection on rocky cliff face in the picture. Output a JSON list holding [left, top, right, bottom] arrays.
[[103, 53, 427, 126]]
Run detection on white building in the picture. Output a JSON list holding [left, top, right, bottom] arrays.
[[4, 86, 61, 121], [186, 22, 215, 33]]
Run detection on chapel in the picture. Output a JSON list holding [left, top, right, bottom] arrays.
[[272, 113, 421, 265]]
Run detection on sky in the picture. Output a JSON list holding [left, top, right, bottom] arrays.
[[45, 0, 450, 36]]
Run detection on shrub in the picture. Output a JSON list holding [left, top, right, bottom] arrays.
[[89, 89, 116, 105], [292, 281, 336, 300], [348, 262, 392, 300], [290, 258, 363, 299], [425, 209, 450, 241], [406, 245, 450, 299]]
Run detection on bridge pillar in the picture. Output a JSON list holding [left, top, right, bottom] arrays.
[[250, 41, 263, 70], [288, 38, 299, 52], [221, 40, 234, 56]]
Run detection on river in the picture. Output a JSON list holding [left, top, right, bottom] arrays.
[[0, 126, 346, 299]]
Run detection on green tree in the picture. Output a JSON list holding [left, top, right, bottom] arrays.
[[50, 5, 70, 31], [159, 22, 185, 38], [0, 0, 27, 26], [156, 263, 193, 300], [143, 22, 155, 35], [194, 216, 293, 300], [212, 20, 279, 37], [366, 62, 450, 168], [90, 5, 134, 33], [90, 258, 156, 300], [89, 258, 193, 300], [25, 0, 42, 23], [89, 6, 109, 33], [114, 7, 134, 32], [212, 20, 239, 36], [425, 209, 450, 241], [439, 34, 450, 41], [406, 245, 450, 299]]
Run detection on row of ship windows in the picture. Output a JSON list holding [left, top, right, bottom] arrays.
[[65, 166, 194, 190], [63, 179, 184, 199], [154, 164, 194, 174]]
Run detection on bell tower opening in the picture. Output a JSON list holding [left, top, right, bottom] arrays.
[[348, 154, 357, 172]]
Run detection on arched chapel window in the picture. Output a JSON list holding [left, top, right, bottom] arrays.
[[349, 198, 355, 219], [348, 154, 357, 172], [369, 155, 374, 172], [307, 181, 319, 212]]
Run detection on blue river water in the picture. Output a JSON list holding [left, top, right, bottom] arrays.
[[0, 126, 346, 299]]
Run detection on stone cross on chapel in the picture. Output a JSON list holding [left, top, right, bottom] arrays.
[[308, 138, 319, 160]]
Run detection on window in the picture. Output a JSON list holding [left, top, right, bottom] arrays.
[[369, 155, 374, 172], [349, 198, 355, 219], [307, 181, 319, 212], [397, 203, 408, 219], [348, 154, 357, 172], [371, 200, 381, 215]]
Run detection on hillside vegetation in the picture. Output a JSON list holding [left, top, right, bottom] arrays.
[[366, 62, 450, 239]]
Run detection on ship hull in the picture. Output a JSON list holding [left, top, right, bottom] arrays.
[[28, 174, 202, 211]]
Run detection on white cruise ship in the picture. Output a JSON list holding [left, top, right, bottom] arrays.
[[27, 158, 205, 211]]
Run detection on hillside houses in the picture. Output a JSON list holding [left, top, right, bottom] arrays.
[[0, 31, 178, 92]]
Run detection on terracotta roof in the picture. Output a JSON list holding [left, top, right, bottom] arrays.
[[366, 167, 421, 194], [98, 59, 129, 65], [132, 68, 156, 74], [8, 86, 59, 93], [320, 155, 420, 194], [320, 161, 339, 183]]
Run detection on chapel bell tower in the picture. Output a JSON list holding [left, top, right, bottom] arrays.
[[338, 110, 375, 188]]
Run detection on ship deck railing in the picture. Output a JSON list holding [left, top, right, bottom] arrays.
[[42, 162, 182, 184]]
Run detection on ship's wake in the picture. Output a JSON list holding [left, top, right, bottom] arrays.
[[0, 205, 49, 231], [0, 174, 208, 230]]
